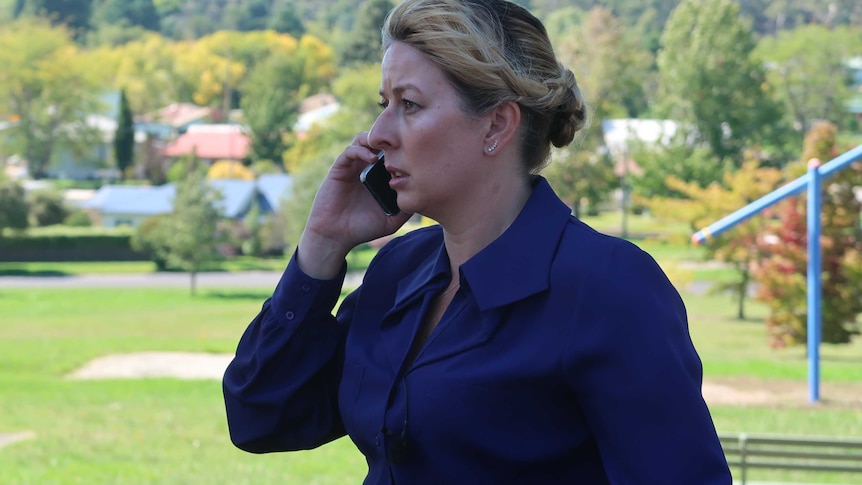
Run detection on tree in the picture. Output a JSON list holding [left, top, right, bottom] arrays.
[[645, 154, 783, 320], [240, 52, 304, 164], [0, 177, 29, 236], [339, 0, 392, 66], [13, 0, 26, 18], [28, 0, 92, 38], [27, 188, 68, 226], [629, 144, 731, 199], [113, 89, 135, 180], [172, 34, 247, 109], [331, 63, 382, 117], [269, 2, 305, 37], [131, 214, 171, 270], [241, 197, 263, 257], [159, 156, 223, 295], [763, 0, 862, 31], [207, 159, 254, 180], [656, 0, 784, 167], [281, 144, 342, 252], [172, 30, 335, 111], [96, 0, 160, 31], [753, 121, 862, 347], [755, 25, 855, 134], [110, 34, 182, 113], [553, 7, 653, 120], [0, 19, 103, 177], [544, 147, 615, 219], [227, 0, 269, 31], [240, 33, 336, 165]]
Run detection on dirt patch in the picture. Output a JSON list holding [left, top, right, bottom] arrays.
[[703, 376, 862, 408], [65, 352, 861, 408], [0, 431, 36, 450], [67, 352, 234, 380]]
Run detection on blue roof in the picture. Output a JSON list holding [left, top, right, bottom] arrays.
[[82, 185, 175, 215], [209, 179, 257, 219], [257, 174, 293, 212], [84, 174, 293, 219]]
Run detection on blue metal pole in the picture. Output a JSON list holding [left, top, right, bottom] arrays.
[[692, 144, 862, 245], [806, 159, 822, 403]]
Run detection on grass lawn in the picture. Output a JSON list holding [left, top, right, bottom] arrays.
[[1, 261, 860, 483], [0, 257, 290, 277], [0, 287, 368, 484], [0, 246, 377, 277]]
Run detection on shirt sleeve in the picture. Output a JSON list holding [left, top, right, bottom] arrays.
[[563, 242, 731, 484], [222, 251, 352, 453]]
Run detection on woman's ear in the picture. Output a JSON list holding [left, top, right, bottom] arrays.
[[484, 100, 521, 155]]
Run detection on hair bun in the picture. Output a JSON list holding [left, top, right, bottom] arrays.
[[547, 68, 588, 148]]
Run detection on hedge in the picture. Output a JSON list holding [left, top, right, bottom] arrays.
[[0, 227, 146, 262]]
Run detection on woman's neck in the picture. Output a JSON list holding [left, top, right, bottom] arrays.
[[439, 175, 532, 271]]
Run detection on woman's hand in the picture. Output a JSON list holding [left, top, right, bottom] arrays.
[[296, 132, 412, 279]]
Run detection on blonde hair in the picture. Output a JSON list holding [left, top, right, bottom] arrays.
[[382, 0, 588, 172]]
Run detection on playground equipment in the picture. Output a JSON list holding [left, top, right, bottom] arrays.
[[692, 144, 862, 403]]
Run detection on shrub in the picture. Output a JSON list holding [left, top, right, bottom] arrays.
[[27, 189, 69, 227], [131, 215, 172, 270], [64, 210, 93, 227], [0, 179, 29, 233]]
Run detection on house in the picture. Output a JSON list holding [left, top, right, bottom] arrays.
[[82, 184, 175, 227], [295, 93, 340, 135], [82, 174, 292, 228], [600, 119, 680, 211], [47, 91, 128, 180], [601, 119, 679, 157], [0, 91, 126, 180], [846, 57, 862, 125], [137, 103, 214, 139], [161, 124, 250, 164]]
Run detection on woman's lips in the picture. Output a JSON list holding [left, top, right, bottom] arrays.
[[388, 169, 407, 188]]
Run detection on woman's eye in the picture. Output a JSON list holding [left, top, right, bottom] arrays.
[[377, 98, 419, 111]]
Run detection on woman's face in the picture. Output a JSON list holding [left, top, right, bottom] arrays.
[[368, 42, 490, 220]]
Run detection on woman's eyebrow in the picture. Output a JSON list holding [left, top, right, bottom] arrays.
[[380, 84, 422, 97]]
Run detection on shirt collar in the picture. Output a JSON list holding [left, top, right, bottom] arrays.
[[388, 238, 450, 314], [461, 177, 571, 311], [388, 177, 571, 313]]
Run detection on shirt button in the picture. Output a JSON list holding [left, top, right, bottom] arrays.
[[301, 283, 311, 292], [285, 311, 295, 320]]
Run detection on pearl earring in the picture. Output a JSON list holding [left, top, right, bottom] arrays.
[[486, 140, 498, 153]]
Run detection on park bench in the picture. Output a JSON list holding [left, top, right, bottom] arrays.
[[719, 432, 862, 484]]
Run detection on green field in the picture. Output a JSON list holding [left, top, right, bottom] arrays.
[[1, 254, 861, 483]]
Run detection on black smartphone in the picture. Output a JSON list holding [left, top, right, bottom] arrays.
[[360, 152, 401, 215]]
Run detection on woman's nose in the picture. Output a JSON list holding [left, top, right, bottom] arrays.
[[367, 110, 393, 150]]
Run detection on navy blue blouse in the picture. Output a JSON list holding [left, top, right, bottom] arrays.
[[223, 178, 732, 484]]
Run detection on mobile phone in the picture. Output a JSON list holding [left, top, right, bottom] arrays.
[[360, 152, 401, 215]]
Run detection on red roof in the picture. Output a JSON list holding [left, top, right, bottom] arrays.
[[142, 103, 213, 127], [162, 125, 250, 160]]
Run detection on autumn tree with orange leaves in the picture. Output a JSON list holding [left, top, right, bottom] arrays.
[[645, 152, 783, 320], [752, 122, 862, 347]]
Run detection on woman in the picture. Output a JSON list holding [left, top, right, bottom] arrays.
[[223, 0, 731, 483]]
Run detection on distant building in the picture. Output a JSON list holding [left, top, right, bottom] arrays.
[[82, 174, 292, 228], [846, 57, 862, 124], [46, 91, 124, 180], [295, 93, 340, 135], [601, 119, 681, 176], [161, 124, 250, 163], [136, 103, 215, 140]]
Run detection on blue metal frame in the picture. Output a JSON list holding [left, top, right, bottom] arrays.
[[806, 160, 821, 403], [692, 144, 862, 403]]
